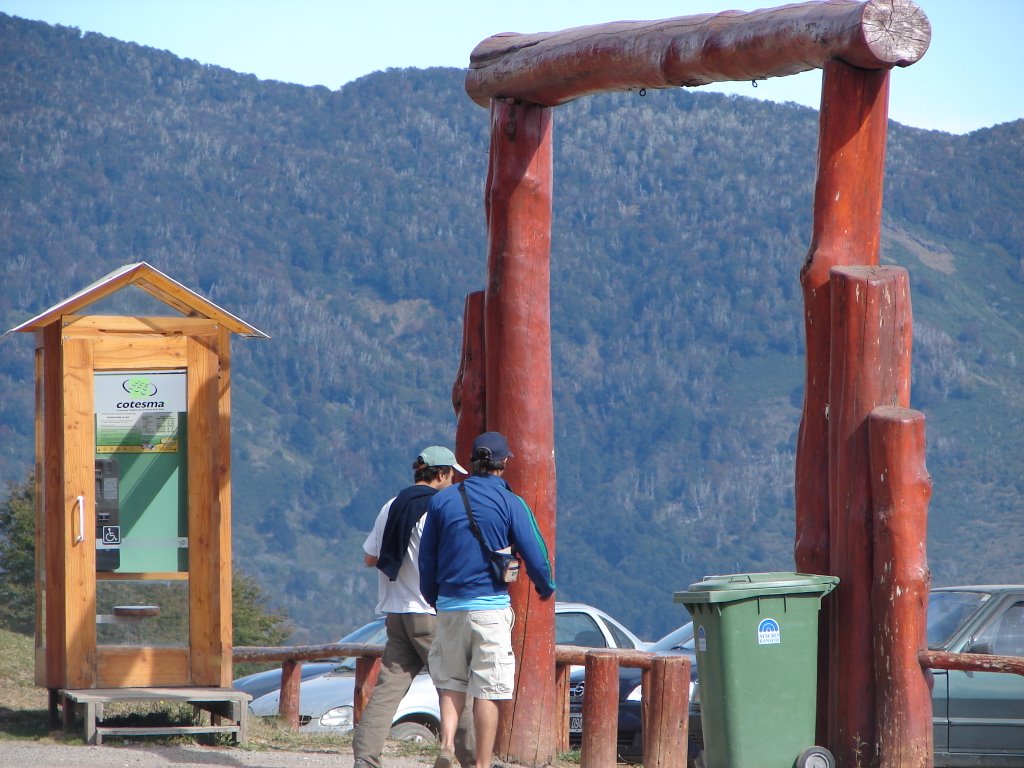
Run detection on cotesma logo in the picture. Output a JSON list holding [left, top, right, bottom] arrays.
[[123, 376, 157, 399]]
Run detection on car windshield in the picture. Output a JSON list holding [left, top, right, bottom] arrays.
[[927, 590, 989, 649], [649, 622, 695, 652], [333, 618, 388, 671]]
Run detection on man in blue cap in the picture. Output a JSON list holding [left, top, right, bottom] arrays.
[[354, 446, 473, 768], [419, 432, 556, 768]]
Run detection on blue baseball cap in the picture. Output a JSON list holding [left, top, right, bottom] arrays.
[[471, 431, 513, 462]]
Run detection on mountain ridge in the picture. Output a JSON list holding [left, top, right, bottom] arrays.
[[1, 11, 1021, 643]]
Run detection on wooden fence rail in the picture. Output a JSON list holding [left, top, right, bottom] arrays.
[[233, 642, 691, 768], [921, 649, 1024, 676]]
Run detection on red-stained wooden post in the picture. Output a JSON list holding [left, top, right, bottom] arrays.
[[483, 98, 558, 767], [828, 265, 912, 767], [452, 290, 486, 467], [643, 656, 690, 768], [555, 662, 571, 752], [795, 59, 891, 746], [870, 406, 933, 767], [581, 651, 619, 768], [278, 659, 301, 730], [353, 656, 382, 725]]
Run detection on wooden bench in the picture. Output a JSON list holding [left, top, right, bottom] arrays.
[[58, 687, 251, 745]]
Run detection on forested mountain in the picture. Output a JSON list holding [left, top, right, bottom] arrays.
[[1, 13, 1021, 643]]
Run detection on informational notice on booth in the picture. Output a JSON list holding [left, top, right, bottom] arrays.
[[94, 371, 186, 453], [93, 370, 189, 573]]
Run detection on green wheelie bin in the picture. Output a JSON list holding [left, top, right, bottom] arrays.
[[674, 572, 838, 768]]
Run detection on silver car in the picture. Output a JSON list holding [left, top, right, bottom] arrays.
[[246, 601, 646, 738]]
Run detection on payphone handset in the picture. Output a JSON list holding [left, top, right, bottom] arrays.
[[94, 458, 121, 572]]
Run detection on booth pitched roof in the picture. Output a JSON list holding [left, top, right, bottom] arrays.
[[5, 262, 269, 338]]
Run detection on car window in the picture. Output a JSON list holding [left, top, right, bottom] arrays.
[[975, 602, 1024, 657], [555, 612, 607, 647], [650, 623, 695, 652], [928, 591, 988, 649], [601, 616, 637, 649]]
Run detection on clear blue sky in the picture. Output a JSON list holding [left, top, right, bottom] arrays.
[[1, 0, 1021, 134]]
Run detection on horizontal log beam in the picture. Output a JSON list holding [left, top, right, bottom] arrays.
[[921, 649, 1024, 676], [231, 642, 383, 664], [554, 645, 656, 668], [466, 0, 930, 107], [235, 642, 654, 667]]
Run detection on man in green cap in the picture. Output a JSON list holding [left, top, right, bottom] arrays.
[[353, 446, 473, 768]]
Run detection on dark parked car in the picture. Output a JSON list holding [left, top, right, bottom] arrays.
[[930, 585, 1024, 766], [569, 622, 702, 765]]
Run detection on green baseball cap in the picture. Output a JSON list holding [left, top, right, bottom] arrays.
[[418, 446, 467, 475]]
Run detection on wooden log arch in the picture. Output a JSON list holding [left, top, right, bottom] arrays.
[[456, 2, 933, 766]]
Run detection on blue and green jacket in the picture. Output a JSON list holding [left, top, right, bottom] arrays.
[[418, 474, 555, 607]]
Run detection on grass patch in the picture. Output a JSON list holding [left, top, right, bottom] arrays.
[[0, 627, 55, 741]]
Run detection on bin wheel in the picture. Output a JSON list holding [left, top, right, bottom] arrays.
[[796, 746, 835, 768]]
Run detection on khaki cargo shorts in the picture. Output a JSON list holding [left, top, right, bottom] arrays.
[[429, 607, 515, 700]]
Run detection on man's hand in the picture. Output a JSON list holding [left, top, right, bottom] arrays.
[[364, 553, 378, 568]]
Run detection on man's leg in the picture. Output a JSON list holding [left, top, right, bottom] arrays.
[[352, 614, 424, 768], [409, 615, 476, 767], [471, 698, 500, 768], [464, 608, 515, 768], [437, 688, 468, 757], [453, 698, 476, 767]]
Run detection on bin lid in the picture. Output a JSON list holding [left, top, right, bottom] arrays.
[[673, 572, 839, 605]]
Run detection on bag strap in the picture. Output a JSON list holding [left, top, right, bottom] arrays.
[[459, 482, 492, 557]]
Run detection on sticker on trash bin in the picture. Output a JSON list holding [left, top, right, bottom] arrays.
[[757, 618, 781, 645], [697, 626, 707, 652]]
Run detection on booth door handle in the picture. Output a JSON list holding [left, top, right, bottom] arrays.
[[74, 495, 85, 543]]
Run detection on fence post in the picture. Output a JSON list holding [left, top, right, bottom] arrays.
[[581, 651, 619, 768], [278, 659, 301, 730], [870, 406, 932, 766], [643, 655, 691, 768], [555, 661, 571, 752], [354, 656, 382, 725]]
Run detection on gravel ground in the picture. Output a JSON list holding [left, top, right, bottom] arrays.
[[0, 740, 438, 768]]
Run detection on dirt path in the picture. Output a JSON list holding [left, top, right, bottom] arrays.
[[0, 740, 437, 768]]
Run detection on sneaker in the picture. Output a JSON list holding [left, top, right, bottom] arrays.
[[433, 748, 454, 768]]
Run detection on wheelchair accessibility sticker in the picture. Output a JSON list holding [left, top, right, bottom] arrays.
[[100, 526, 121, 546], [757, 618, 781, 645]]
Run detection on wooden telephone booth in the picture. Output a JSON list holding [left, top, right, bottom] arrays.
[[8, 262, 267, 742]]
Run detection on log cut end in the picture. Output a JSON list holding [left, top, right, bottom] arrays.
[[858, 0, 932, 67]]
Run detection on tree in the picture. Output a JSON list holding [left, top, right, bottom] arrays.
[[232, 569, 291, 647], [0, 474, 36, 634]]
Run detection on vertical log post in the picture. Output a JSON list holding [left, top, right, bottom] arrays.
[[278, 659, 301, 730], [580, 651, 619, 768], [353, 656, 382, 725], [452, 290, 487, 467], [643, 655, 691, 768], [796, 59, 891, 746], [870, 406, 933, 767], [484, 98, 557, 767], [828, 266, 912, 767], [555, 662, 571, 752]]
